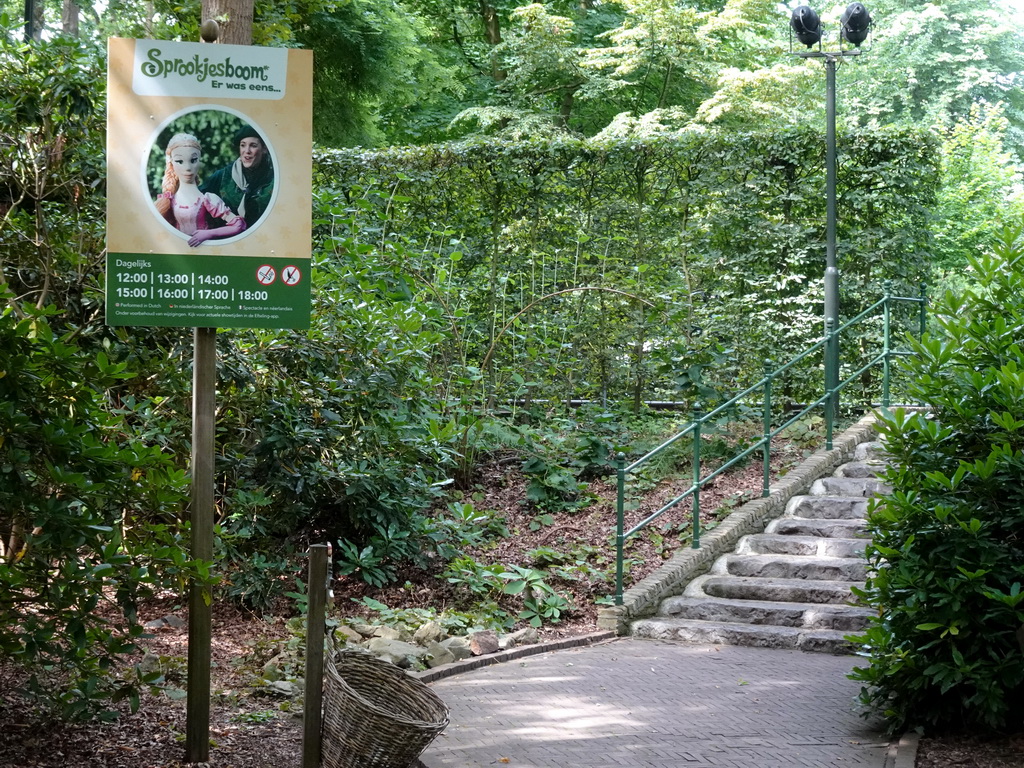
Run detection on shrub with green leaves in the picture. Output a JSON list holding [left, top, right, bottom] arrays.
[[851, 223, 1024, 732], [0, 301, 206, 720]]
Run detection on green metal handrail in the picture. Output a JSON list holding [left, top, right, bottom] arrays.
[[613, 282, 927, 604]]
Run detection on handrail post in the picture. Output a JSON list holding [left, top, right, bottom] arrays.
[[762, 361, 772, 498], [919, 281, 928, 337], [822, 54, 841, 444], [825, 318, 836, 451], [691, 404, 702, 550], [615, 452, 626, 605], [882, 280, 892, 408], [827, 308, 841, 429]]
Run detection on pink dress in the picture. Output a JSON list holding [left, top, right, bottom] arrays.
[[167, 192, 245, 236]]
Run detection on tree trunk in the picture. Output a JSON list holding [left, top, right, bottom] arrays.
[[632, 161, 648, 415], [24, 0, 44, 41], [479, 0, 506, 80], [631, 332, 645, 416], [61, 0, 79, 37], [657, 61, 674, 109], [203, 0, 253, 45], [479, 0, 501, 45], [558, 89, 574, 128], [32, 0, 43, 39], [485, 180, 503, 409]]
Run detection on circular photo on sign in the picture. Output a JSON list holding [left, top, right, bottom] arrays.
[[143, 106, 278, 246]]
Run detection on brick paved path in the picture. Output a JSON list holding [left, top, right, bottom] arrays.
[[419, 638, 890, 768]]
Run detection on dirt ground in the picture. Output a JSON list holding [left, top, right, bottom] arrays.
[[917, 731, 1024, 768]]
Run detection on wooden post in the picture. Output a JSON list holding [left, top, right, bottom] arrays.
[[185, 326, 217, 763], [302, 544, 330, 768], [185, 6, 252, 759], [24, 0, 33, 40]]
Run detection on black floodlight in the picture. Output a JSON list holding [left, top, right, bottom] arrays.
[[840, 2, 871, 47], [791, 5, 822, 48]]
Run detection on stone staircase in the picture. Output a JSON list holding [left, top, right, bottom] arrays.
[[630, 441, 889, 654]]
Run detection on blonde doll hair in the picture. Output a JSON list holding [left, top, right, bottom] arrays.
[[155, 133, 201, 218]]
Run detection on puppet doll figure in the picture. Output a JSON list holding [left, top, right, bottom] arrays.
[[154, 133, 246, 247]]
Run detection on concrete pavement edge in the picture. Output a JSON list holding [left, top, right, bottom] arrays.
[[413, 630, 618, 685], [893, 731, 920, 768]]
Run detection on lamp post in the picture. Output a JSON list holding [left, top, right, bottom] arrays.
[[789, 3, 871, 420], [24, 0, 36, 40]]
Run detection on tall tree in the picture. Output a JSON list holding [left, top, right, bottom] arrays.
[[840, 0, 1024, 155], [495, 4, 584, 127], [930, 104, 1024, 269], [296, 0, 460, 146], [445, 0, 787, 138], [61, 0, 79, 36]]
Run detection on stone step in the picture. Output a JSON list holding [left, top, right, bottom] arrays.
[[785, 494, 869, 519], [855, 441, 890, 462], [834, 460, 888, 479], [687, 574, 862, 605], [657, 595, 873, 632], [717, 553, 868, 581], [626, 445, 889, 656], [811, 476, 892, 498], [766, 517, 868, 539], [736, 533, 866, 558], [630, 617, 857, 654]]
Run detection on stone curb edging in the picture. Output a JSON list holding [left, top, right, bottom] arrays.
[[412, 630, 618, 685], [597, 413, 880, 635], [890, 731, 919, 768]]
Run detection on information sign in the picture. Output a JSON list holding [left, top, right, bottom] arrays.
[[106, 38, 313, 329]]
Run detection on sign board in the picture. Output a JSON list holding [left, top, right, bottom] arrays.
[[106, 38, 313, 329]]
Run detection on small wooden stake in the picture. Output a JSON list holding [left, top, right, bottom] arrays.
[[302, 544, 330, 768]]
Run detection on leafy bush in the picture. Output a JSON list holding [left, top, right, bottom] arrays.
[[353, 596, 513, 635], [0, 301, 206, 720], [498, 564, 574, 627], [851, 223, 1024, 732], [443, 556, 505, 596], [422, 501, 509, 560], [221, 551, 300, 613], [0, 34, 214, 719]]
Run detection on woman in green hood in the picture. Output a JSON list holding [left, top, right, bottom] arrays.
[[200, 124, 274, 230]]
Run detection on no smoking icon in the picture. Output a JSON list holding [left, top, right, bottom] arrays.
[[282, 265, 302, 286], [257, 265, 276, 285]]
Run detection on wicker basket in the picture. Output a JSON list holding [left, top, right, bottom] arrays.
[[321, 644, 450, 768]]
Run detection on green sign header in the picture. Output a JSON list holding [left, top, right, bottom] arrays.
[[131, 39, 288, 99]]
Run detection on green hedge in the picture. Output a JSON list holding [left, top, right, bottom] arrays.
[[315, 129, 940, 407]]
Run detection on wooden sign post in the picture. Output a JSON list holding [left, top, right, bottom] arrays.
[[104, 12, 312, 762], [186, 325, 217, 762]]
